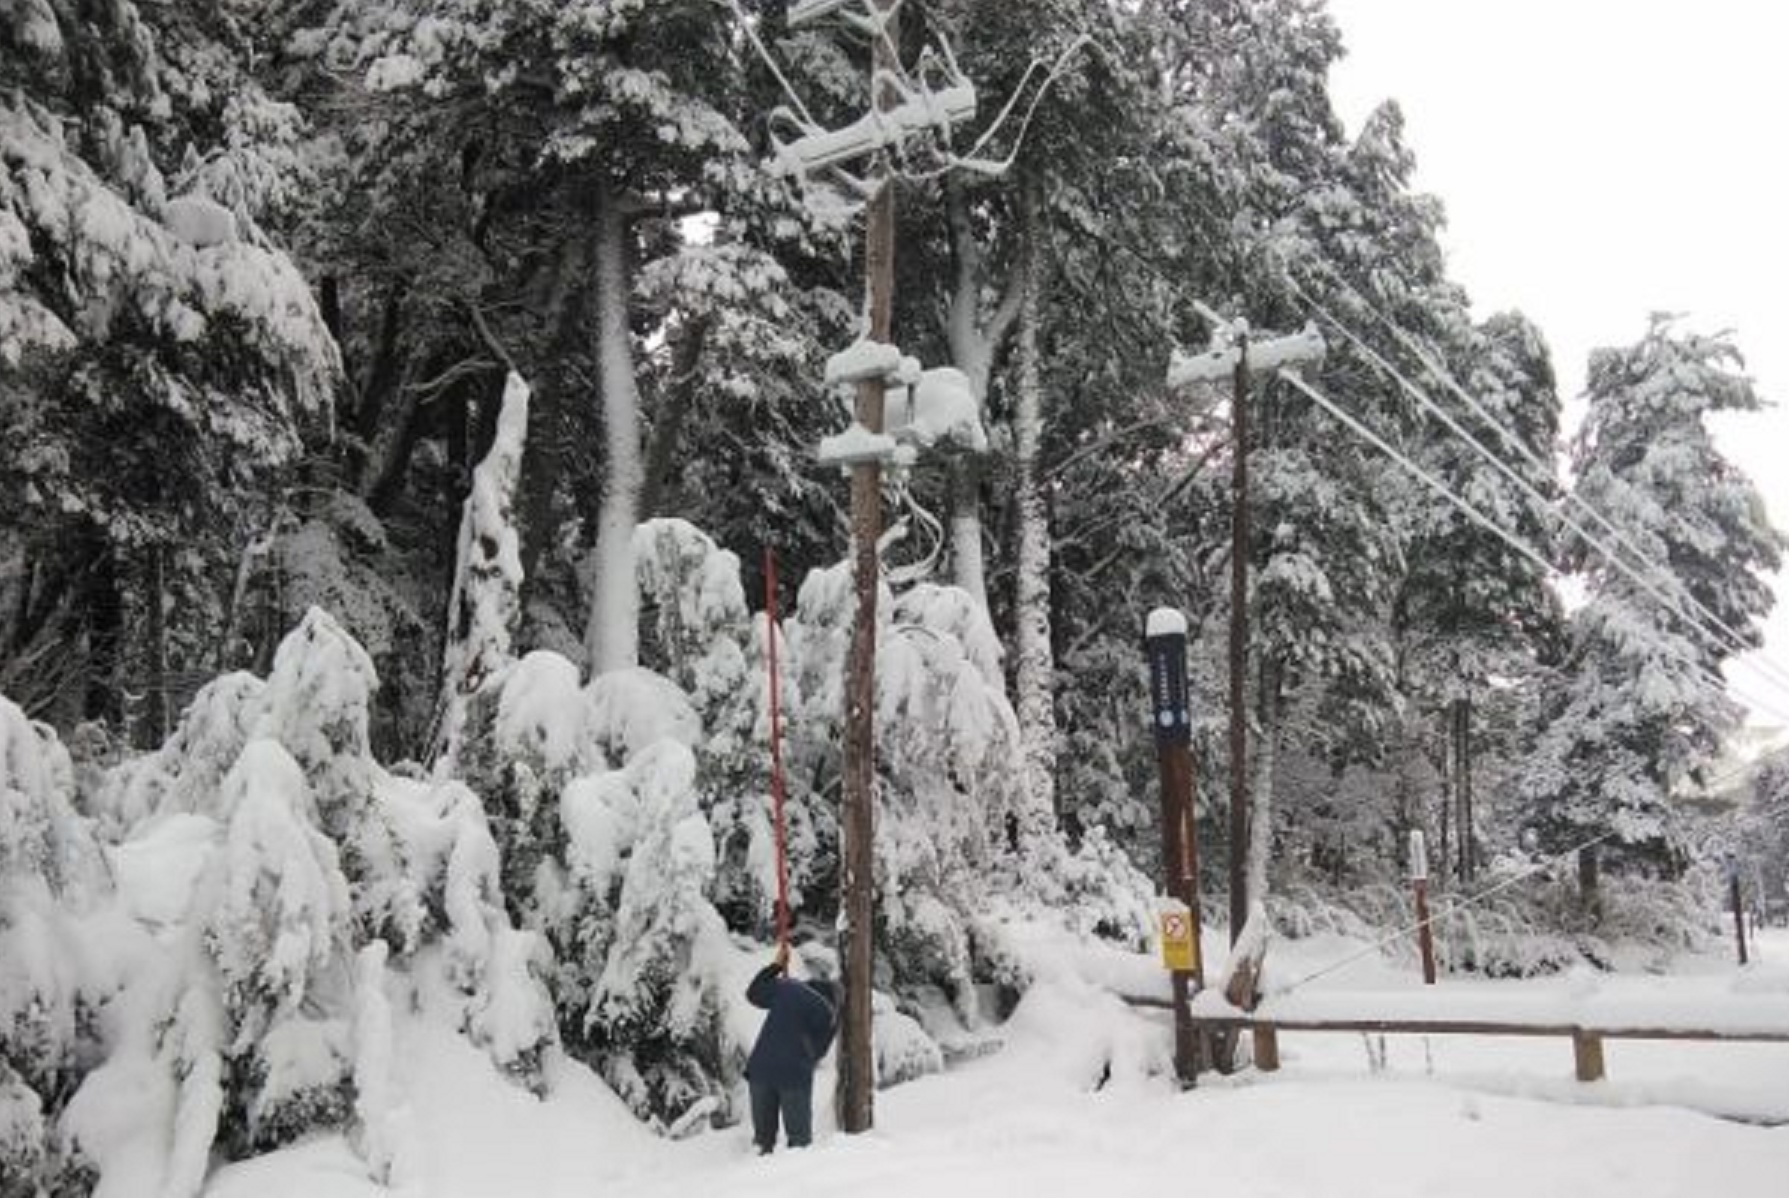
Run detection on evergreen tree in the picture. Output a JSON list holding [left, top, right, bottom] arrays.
[[1395, 311, 1564, 879], [0, 0, 339, 737], [1524, 318, 1781, 897]]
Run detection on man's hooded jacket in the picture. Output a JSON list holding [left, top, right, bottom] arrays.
[[745, 965, 838, 1088]]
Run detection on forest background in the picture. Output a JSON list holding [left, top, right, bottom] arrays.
[[3, 2, 1789, 1193]]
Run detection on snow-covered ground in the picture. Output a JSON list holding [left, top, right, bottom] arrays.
[[206, 927, 1789, 1198]]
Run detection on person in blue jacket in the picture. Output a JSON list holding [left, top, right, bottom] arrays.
[[745, 943, 838, 1154]]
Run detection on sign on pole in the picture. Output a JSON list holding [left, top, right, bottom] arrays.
[[1159, 904, 1199, 973], [1145, 607, 1202, 1082], [1145, 608, 1191, 747]]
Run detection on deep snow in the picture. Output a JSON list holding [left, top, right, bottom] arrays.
[[202, 925, 1789, 1198]]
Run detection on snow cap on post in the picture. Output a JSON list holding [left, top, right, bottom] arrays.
[[1145, 607, 1188, 639], [1144, 607, 1190, 745]]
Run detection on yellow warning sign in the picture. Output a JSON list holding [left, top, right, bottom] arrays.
[[1159, 909, 1198, 973]]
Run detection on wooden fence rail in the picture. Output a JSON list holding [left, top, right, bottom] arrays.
[[1183, 1012, 1789, 1082]]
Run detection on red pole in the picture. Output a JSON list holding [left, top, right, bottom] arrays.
[[1414, 879, 1437, 985], [1410, 830, 1436, 984], [765, 548, 790, 952]]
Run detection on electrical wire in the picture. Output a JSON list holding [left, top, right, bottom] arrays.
[[1272, 828, 1621, 997], [1291, 274, 1741, 664], [1300, 257, 1789, 701], [1278, 369, 1789, 730]]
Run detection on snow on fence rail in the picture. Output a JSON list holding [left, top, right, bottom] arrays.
[[1176, 987, 1789, 1082]]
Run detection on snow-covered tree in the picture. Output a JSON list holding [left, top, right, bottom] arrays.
[[456, 635, 739, 1124], [301, 0, 833, 681], [0, 1, 339, 737], [59, 612, 556, 1192], [434, 371, 531, 770], [1524, 318, 1781, 898], [1395, 311, 1564, 878], [0, 697, 109, 1194], [200, 739, 356, 1153]]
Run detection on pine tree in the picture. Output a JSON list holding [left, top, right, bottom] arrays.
[[0, 698, 109, 1194], [1525, 317, 1782, 898], [1395, 311, 1564, 878], [0, 1, 339, 737]]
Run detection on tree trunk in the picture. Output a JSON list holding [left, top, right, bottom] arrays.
[[1216, 658, 1281, 1074], [641, 315, 711, 518], [362, 356, 425, 517], [1454, 697, 1475, 882], [942, 177, 1020, 610], [1577, 843, 1602, 917], [947, 458, 987, 610], [82, 537, 123, 727], [354, 283, 409, 448], [1011, 208, 1056, 824], [1247, 658, 1282, 920], [142, 544, 170, 749], [517, 237, 591, 592], [584, 186, 644, 675], [1437, 705, 1452, 882]]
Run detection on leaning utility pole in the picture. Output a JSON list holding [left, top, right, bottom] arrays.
[[837, 0, 896, 1135], [1167, 318, 1325, 948]]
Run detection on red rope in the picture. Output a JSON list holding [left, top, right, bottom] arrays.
[[765, 547, 790, 952]]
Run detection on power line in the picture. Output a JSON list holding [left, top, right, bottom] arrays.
[[1292, 274, 1730, 661], [1284, 275, 1789, 727], [1274, 828, 1622, 997], [1277, 369, 1789, 730], [1300, 258, 1789, 703]]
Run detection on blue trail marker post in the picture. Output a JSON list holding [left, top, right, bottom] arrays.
[[1147, 607, 1203, 1083]]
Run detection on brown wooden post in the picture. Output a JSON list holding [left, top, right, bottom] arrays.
[[1147, 609, 1203, 1084], [837, 0, 898, 1135], [1572, 1030, 1605, 1082], [1253, 1025, 1281, 1072]]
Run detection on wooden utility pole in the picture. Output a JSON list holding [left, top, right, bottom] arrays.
[[837, 0, 897, 1134], [1163, 318, 1322, 946], [1147, 608, 1203, 1084], [1228, 328, 1252, 943], [1165, 316, 1322, 1073]]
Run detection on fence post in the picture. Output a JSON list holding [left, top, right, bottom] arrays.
[[1572, 1030, 1605, 1082]]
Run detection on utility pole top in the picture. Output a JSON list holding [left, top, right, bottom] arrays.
[[1167, 320, 1326, 391]]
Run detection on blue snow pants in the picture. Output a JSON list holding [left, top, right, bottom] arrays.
[[749, 1076, 813, 1152]]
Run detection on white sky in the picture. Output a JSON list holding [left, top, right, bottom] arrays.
[[1323, 0, 1789, 731]]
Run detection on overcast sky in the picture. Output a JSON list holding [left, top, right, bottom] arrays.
[[1321, 0, 1789, 730]]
